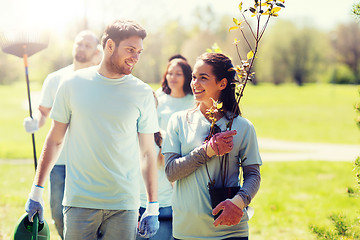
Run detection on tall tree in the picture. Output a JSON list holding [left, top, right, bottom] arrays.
[[331, 22, 360, 84], [255, 20, 332, 85]]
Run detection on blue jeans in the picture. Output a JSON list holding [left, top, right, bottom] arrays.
[[49, 165, 66, 239], [63, 207, 138, 240], [136, 206, 173, 240]]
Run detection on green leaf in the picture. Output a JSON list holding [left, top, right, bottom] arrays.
[[229, 26, 239, 31], [247, 50, 254, 59], [238, 2, 243, 11], [272, 7, 282, 13], [233, 17, 241, 25]]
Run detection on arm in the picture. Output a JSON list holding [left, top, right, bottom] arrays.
[[137, 132, 160, 238], [212, 164, 261, 227], [33, 120, 68, 186], [26, 120, 68, 223], [37, 105, 52, 128], [164, 130, 237, 182], [138, 132, 158, 202], [164, 146, 210, 182], [237, 164, 261, 208], [23, 106, 51, 133]]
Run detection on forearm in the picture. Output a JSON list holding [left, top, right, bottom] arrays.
[[38, 106, 51, 128], [34, 138, 63, 186], [164, 146, 211, 182], [237, 164, 261, 208], [141, 153, 158, 202], [139, 133, 158, 202], [34, 120, 68, 187]]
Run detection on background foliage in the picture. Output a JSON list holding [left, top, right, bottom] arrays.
[[1, 4, 360, 86]]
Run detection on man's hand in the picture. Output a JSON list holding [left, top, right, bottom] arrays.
[[137, 202, 159, 238], [25, 185, 44, 223], [212, 195, 244, 227], [23, 117, 39, 133]]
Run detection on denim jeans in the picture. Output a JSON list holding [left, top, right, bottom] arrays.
[[136, 206, 173, 240], [63, 207, 138, 240], [49, 165, 66, 239]]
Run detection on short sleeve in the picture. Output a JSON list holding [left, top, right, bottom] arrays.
[[50, 80, 71, 124], [239, 120, 262, 167], [38, 74, 59, 108], [137, 88, 159, 134]]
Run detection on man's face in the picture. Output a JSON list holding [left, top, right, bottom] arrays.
[[107, 35, 143, 76], [73, 34, 98, 63]]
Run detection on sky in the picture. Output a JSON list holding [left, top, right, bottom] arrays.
[[0, 0, 358, 37]]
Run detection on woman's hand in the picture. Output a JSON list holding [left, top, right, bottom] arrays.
[[205, 130, 237, 157], [212, 195, 244, 227]]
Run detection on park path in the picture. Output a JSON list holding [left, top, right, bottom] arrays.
[[258, 138, 360, 162], [1, 138, 359, 164]]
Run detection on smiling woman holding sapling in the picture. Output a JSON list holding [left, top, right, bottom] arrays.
[[163, 52, 262, 240]]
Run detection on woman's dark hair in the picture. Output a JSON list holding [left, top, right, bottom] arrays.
[[101, 19, 147, 49], [161, 59, 193, 95], [197, 52, 240, 117]]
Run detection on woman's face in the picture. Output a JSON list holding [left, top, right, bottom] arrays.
[[191, 60, 223, 107], [166, 63, 185, 93]]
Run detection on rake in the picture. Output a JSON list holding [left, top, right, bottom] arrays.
[[0, 30, 49, 170], [0, 29, 50, 240]]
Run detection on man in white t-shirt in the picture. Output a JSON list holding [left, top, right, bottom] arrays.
[[25, 19, 160, 240], [23, 30, 101, 239]]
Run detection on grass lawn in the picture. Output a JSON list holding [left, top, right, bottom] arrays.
[[1, 82, 358, 159], [0, 161, 358, 240], [0, 82, 359, 239], [240, 83, 360, 145]]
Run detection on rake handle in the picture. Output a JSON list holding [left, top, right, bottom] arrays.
[[23, 51, 38, 171]]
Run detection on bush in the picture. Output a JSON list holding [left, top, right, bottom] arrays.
[[330, 64, 357, 84]]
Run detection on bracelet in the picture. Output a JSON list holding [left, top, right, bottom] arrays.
[[35, 185, 44, 189]]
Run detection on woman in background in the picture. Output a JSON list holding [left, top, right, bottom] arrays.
[[138, 57, 194, 240]]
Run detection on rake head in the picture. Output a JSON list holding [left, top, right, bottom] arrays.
[[0, 30, 49, 58]]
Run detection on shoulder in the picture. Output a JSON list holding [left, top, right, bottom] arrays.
[[63, 66, 97, 83], [155, 87, 164, 97], [127, 75, 154, 93], [232, 115, 255, 129]]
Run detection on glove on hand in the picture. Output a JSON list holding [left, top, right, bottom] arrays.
[[23, 116, 39, 133], [212, 195, 244, 227], [25, 185, 44, 223], [137, 202, 160, 238], [208, 130, 237, 156]]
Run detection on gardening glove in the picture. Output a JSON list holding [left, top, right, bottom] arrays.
[[137, 202, 159, 238], [25, 185, 44, 223], [23, 116, 39, 133], [212, 194, 244, 227], [207, 130, 237, 156]]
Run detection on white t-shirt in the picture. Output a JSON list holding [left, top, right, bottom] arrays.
[[38, 64, 74, 165], [50, 67, 159, 210], [162, 107, 262, 239]]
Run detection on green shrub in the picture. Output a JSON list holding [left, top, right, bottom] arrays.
[[330, 64, 356, 84]]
